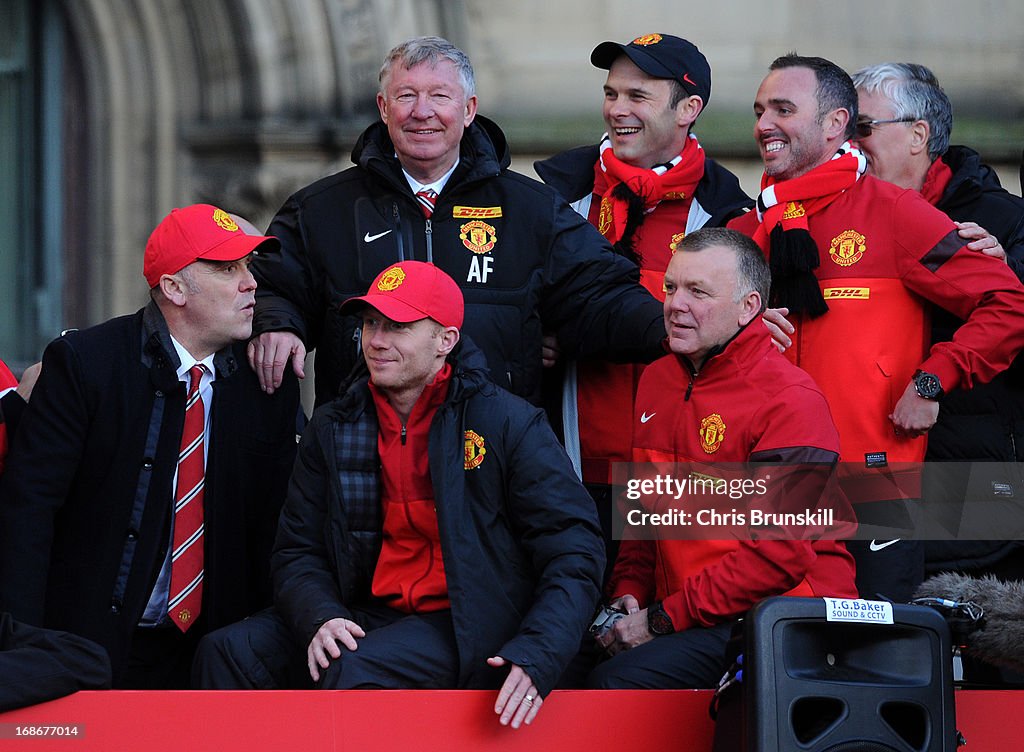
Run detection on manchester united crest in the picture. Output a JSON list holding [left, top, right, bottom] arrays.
[[464, 430, 486, 470], [669, 232, 686, 253], [781, 201, 806, 220], [829, 230, 867, 267], [460, 220, 497, 254], [632, 34, 663, 46], [377, 266, 406, 291], [699, 413, 726, 454], [597, 196, 614, 237], [212, 209, 239, 232]]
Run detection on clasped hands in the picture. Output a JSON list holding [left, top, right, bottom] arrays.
[[593, 595, 655, 656]]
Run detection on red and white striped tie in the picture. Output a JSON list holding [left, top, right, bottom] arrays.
[[415, 188, 437, 218], [168, 364, 206, 632]]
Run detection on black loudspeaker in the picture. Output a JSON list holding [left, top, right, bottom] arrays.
[[713, 596, 958, 752]]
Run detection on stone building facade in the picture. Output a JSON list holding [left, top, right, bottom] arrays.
[[2, 0, 1022, 362]]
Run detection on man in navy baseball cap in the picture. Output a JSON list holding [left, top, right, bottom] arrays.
[[591, 33, 711, 107], [533, 34, 750, 592]]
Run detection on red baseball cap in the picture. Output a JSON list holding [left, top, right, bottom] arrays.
[[340, 261, 464, 329], [143, 204, 279, 288]]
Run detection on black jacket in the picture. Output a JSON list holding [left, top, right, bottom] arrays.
[[0, 612, 111, 712], [253, 116, 664, 407], [925, 146, 1024, 569], [271, 340, 604, 696], [534, 143, 752, 228], [927, 146, 1024, 461], [0, 303, 300, 681]]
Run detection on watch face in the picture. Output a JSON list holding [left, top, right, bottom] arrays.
[[915, 372, 942, 399], [648, 604, 674, 635]]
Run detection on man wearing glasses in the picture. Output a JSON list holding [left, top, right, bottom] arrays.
[[851, 62, 1024, 646], [729, 54, 1024, 603]]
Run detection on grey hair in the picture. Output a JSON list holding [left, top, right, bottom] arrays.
[[852, 62, 952, 159], [676, 227, 770, 312], [149, 264, 200, 300], [379, 36, 476, 99]]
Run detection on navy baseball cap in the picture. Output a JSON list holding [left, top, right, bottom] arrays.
[[591, 33, 711, 107]]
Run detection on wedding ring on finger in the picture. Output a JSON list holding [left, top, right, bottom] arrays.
[[523, 694, 535, 705]]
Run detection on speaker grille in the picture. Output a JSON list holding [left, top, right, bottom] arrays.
[[792, 696, 845, 744], [880, 700, 929, 750]]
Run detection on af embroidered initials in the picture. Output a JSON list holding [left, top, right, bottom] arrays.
[[467, 256, 494, 283], [458, 211, 500, 284]]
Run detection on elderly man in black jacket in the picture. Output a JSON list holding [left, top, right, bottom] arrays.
[[247, 35, 664, 409], [852, 63, 1024, 600], [0, 204, 299, 688], [197, 261, 603, 729]]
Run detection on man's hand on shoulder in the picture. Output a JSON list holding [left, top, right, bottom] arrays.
[[762, 307, 793, 353], [488, 656, 542, 729], [306, 616, 365, 682], [956, 221, 1007, 263], [247, 331, 307, 394]]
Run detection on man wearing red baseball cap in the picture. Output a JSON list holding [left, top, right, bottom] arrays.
[[197, 261, 604, 730], [0, 204, 300, 688]]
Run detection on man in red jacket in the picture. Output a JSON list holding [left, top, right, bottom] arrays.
[[534, 34, 751, 580], [588, 228, 856, 689], [729, 54, 1024, 602]]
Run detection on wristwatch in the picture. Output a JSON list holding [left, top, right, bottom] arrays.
[[647, 601, 675, 635], [912, 370, 943, 400]]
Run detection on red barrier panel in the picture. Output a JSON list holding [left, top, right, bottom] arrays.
[[0, 689, 1019, 751]]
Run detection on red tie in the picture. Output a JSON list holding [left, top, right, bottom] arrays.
[[415, 189, 437, 218], [169, 365, 206, 631]]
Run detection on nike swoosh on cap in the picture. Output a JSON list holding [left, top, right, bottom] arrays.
[[363, 230, 393, 243]]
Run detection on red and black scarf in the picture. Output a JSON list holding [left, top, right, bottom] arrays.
[[593, 133, 705, 264], [753, 142, 866, 317]]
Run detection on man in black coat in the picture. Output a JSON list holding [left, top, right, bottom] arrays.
[[1, 362, 109, 711], [247, 35, 664, 409], [0, 612, 111, 712], [852, 63, 1024, 600], [196, 261, 604, 729], [0, 204, 300, 688]]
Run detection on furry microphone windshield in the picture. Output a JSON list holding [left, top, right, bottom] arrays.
[[915, 571, 1024, 671]]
